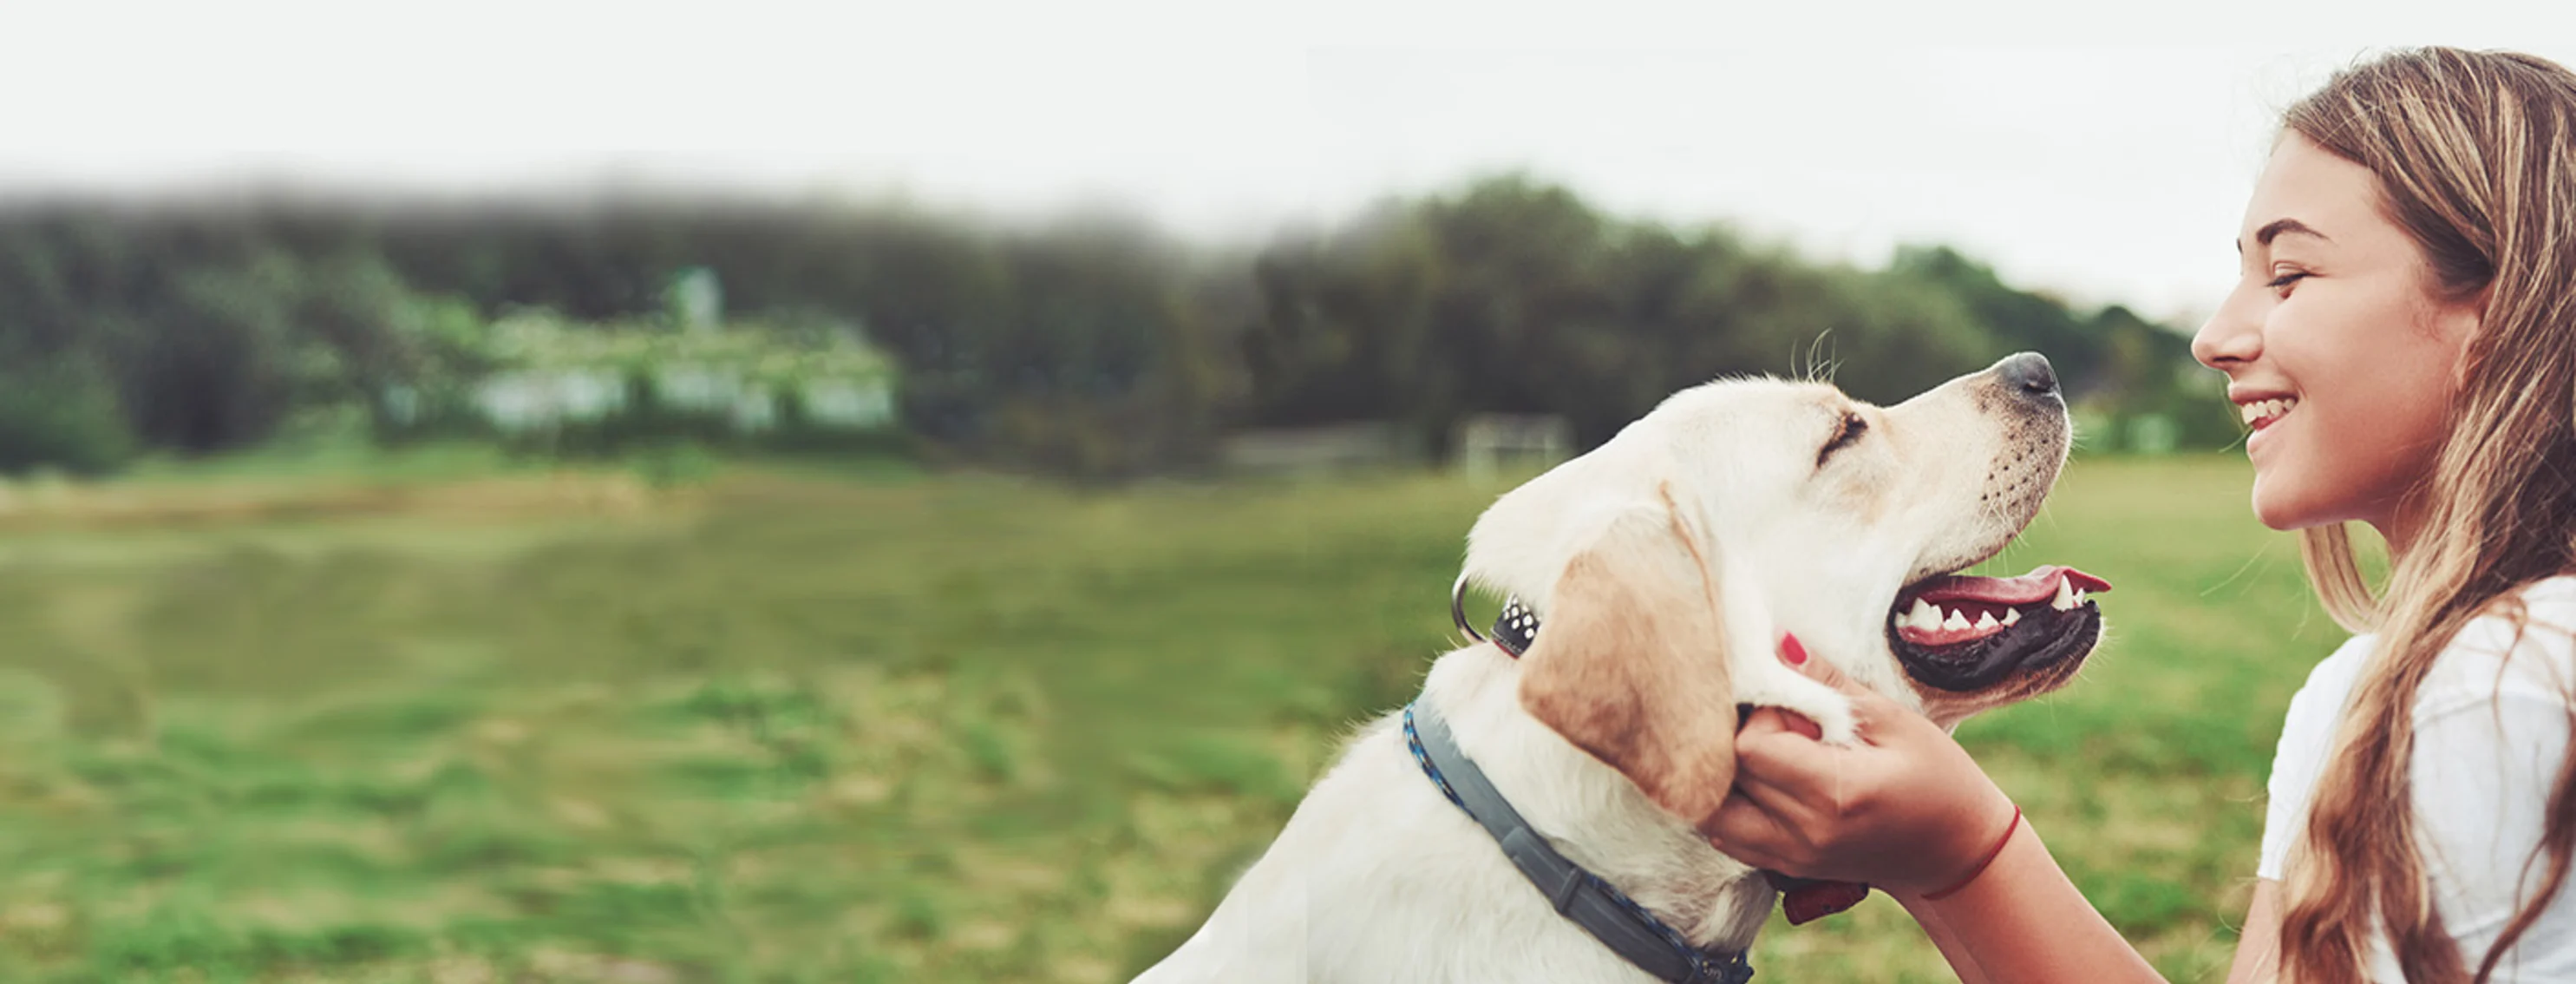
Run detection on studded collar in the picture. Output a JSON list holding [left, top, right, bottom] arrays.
[[1449, 573, 1541, 657]]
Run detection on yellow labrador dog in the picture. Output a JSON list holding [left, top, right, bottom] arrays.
[[1134, 353, 2107, 984]]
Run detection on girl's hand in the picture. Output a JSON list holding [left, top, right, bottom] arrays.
[[1705, 635, 2021, 899]]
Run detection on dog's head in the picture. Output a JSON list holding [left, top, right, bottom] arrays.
[[1460, 352, 2103, 830]]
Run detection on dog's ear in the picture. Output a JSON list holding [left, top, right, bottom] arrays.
[[1516, 491, 1738, 833]]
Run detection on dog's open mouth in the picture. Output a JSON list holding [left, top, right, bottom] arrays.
[[1887, 566, 2110, 692]]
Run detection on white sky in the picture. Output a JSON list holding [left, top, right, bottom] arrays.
[[2, 2, 2569, 323]]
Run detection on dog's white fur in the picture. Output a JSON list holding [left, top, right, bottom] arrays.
[[1134, 358, 2076, 983]]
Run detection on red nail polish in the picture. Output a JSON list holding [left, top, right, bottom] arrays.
[[1781, 633, 1808, 666]]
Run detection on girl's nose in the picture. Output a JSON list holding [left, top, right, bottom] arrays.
[[2192, 288, 2263, 370]]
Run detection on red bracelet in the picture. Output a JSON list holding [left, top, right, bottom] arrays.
[[1921, 804, 2022, 901]]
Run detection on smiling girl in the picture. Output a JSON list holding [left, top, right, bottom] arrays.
[[1705, 48, 2576, 983]]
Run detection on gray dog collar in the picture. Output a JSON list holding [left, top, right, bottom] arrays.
[[1402, 699, 1755, 984]]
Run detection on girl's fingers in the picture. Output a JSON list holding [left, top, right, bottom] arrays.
[[1739, 705, 1823, 742], [1721, 758, 1817, 818], [1779, 633, 1857, 694], [1702, 793, 1802, 869], [1734, 702, 1877, 789], [1774, 633, 1904, 739]]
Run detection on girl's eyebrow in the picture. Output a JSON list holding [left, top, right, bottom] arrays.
[[2238, 218, 2332, 253]]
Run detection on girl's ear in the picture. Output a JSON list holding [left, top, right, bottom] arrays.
[[2444, 286, 2492, 388]]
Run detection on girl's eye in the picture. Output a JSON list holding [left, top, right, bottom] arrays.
[[2267, 271, 2311, 292]]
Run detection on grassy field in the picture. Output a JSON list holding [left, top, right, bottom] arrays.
[[0, 452, 2357, 982]]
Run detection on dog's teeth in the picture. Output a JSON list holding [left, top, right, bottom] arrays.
[[1974, 611, 1998, 630], [1908, 598, 1939, 628], [2003, 607, 2021, 626], [2050, 577, 2077, 611], [2073, 589, 2087, 607], [1942, 609, 1971, 631]]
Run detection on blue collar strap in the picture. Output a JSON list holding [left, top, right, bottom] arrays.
[[1402, 699, 1755, 984]]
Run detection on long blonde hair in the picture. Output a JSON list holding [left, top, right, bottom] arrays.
[[2278, 48, 2576, 983]]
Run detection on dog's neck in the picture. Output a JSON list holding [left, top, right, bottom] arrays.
[[1419, 646, 1777, 952]]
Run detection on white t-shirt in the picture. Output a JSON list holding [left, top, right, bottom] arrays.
[[2260, 576, 2576, 981]]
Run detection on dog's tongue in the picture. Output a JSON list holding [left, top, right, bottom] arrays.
[[1909, 565, 2110, 605]]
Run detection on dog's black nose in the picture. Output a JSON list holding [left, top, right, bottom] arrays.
[[1997, 352, 2059, 402]]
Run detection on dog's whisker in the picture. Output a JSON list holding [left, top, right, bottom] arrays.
[[2201, 537, 2283, 599]]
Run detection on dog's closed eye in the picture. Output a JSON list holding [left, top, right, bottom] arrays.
[[1816, 410, 1868, 466]]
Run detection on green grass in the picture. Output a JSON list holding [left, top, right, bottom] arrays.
[[0, 454, 2344, 981]]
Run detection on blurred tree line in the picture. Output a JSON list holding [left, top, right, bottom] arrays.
[[0, 174, 2232, 479]]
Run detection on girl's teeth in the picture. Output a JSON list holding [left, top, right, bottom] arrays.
[[2239, 397, 2299, 425]]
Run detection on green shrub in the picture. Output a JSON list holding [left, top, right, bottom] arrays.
[[0, 356, 137, 476]]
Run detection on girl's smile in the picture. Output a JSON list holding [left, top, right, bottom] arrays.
[[2235, 393, 2296, 432]]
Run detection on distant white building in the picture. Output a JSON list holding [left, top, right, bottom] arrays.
[[468, 369, 630, 430], [383, 305, 899, 440], [800, 380, 898, 429], [1455, 414, 1572, 482]]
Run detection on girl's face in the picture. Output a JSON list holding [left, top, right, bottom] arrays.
[[2191, 134, 2484, 546]]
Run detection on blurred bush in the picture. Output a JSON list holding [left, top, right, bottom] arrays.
[[0, 176, 2229, 479], [0, 355, 134, 476]]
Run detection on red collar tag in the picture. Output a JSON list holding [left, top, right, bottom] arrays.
[[1767, 873, 1871, 925]]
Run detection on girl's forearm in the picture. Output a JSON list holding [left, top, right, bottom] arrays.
[[1910, 900, 1994, 984], [1892, 820, 2166, 984]]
